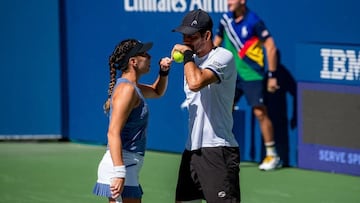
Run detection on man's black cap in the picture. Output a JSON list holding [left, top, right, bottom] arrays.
[[172, 9, 213, 35]]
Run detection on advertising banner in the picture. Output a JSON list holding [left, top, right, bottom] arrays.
[[296, 43, 360, 85], [296, 43, 360, 175]]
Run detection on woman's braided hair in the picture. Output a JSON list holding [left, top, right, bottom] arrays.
[[103, 39, 138, 114]]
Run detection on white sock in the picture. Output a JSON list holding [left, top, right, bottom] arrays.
[[265, 141, 277, 156]]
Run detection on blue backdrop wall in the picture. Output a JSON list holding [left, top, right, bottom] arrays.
[[0, 0, 61, 139], [1, 0, 359, 169]]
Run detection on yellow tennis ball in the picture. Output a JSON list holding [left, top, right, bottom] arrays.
[[172, 51, 184, 63]]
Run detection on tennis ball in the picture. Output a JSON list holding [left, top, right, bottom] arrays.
[[172, 51, 184, 63]]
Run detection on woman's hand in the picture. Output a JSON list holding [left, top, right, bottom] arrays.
[[110, 177, 125, 199]]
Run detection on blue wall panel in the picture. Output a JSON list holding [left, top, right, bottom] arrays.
[[0, 0, 61, 138]]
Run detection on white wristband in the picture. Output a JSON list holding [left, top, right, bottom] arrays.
[[113, 165, 126, 178]]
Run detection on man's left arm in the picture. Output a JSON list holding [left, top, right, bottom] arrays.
[[263, 37, 279, 92]]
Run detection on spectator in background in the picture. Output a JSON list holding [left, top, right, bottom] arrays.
[[266, 50, 297, 167], [92, 39, 171, 203], [214, 0, 282, 171]]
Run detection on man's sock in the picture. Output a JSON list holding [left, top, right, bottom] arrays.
[[265, 141, 277, 157]]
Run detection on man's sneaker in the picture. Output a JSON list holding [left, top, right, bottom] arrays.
[[258, 156, 282, 171]]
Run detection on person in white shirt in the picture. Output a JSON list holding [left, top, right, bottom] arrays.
[[172, 9, 241, 203]]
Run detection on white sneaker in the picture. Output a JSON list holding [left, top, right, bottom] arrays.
[[258, 156, 282, 171]]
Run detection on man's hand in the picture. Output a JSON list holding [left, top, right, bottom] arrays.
[[267, 78, 280, 93]]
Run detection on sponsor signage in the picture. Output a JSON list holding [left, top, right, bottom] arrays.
[[297, 82, 360, 176], [296, 43, 360, 85], [296, 43, 360, 176], [122, 0, 228, 12]]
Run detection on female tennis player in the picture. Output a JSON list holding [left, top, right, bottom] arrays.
[[93, 39, 171, 203]]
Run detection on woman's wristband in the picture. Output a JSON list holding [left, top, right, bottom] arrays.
[[158, 58, 170, 76], [183, 50, 195, 65], [113, 165, 126, 178]]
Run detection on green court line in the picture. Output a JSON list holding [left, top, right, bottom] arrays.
[[0, 142, 359, 203]]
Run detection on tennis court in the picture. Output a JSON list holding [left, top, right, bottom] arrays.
[[0, 141, 359, 203]]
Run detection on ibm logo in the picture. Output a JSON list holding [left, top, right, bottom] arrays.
[[320, 48, 360, 81]]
